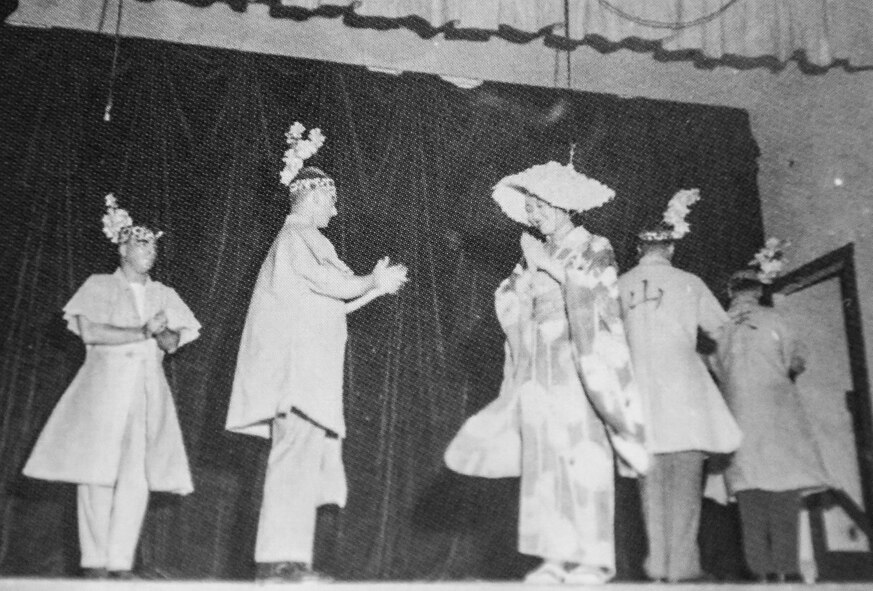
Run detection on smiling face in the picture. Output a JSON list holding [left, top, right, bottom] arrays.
[[524, 195, 565, 236]]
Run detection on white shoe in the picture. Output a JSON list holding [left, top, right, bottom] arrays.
[[524, 562, 566, 584]]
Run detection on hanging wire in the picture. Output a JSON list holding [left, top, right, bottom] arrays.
[[104, 0, 125, 122], [553, 0, 573, 89], [97, 0, 112, 32], [563, 0, 572, 88], [597, 0, 742, 30]]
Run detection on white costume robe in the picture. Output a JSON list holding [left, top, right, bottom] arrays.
[[713, 300, 828, 494], [618, 254, 741, 455], [24, 269, 200, 492]]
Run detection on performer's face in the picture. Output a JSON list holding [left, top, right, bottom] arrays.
[[120, 238, 157, 274], [524, 195, 560, 236], [311, 187, 338, 228]]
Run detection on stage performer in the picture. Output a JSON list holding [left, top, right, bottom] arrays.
[[713, 240, 828, 583], [445, 159, 648, 585], [23, 194, 201, 579], [618, 190, 741, 582], [226, 122, 407, 583]]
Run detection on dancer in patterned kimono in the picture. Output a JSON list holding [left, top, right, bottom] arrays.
[[24, 194, 201, 579], [619, 190, 741, 582], [226, 123, 407, 582], [713, 240, 829, 583], [445, 160, 648, 585]]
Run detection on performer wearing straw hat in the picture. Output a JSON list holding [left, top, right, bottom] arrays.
[[618, 190, 741, 582], [446, 159, 648, 585]]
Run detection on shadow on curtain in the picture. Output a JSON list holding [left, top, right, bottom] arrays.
[[0, 25, 760, 580]]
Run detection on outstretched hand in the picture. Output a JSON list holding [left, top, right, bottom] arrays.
[[372, 256, 408, 295]]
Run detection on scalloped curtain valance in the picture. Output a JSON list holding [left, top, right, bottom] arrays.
[[7, 0, 873, 69], [161, 0, 873, 68]]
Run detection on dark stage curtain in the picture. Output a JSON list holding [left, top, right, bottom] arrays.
[[0, 25, 760, 580]]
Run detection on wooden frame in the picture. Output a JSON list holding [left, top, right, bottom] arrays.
[[771, 243, 873, 579]]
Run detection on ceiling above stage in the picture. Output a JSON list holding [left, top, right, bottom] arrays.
[[134, 0, 873, 71]]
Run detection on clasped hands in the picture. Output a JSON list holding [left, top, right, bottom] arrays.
[[143, 310, 168, 337], [372, 256, 408, 295], [520, 232, 549, 271], [142, 311, 180, 353], [520, 232, 565, 283]]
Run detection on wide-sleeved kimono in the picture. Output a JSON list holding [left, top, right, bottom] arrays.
[[714, 300, 829, 494], [24, 269, 201, 494], [445, 226, 646, 572], [226, 213, 354, 442]]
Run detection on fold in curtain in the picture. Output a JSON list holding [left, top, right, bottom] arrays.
[[165, 0, 873, 68], [0, 26, 761, 580]]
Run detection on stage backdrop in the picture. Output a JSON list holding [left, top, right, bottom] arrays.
[[0, 26, 762, 580]]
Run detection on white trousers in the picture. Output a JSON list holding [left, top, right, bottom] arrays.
[[77, 388, 149, 570], [640, 450, 705, 582], [255, 411, 346, 564]]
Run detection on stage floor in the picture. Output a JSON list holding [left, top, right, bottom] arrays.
[[3, 580, 873, 590]]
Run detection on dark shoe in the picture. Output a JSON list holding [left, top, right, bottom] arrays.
[[108, 570, 136, 580], [256, 562, 292, 582], [81, 567, 108, 579], [773, 573, 803, 584], [288, 562, 334, 583]]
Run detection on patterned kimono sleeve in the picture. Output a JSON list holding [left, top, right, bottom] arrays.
[[564, 236, 648, 474], [163, 286, 202, 348], [62, 275, 115, 336], [495, 263, 532, 362], [443, 265, 529, 478]]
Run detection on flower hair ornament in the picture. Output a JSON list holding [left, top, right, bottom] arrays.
[[102, 193, 162, 244], [279, 121, 333, 193], [638, 188, 701, 242], [749, 237, 788, 284]]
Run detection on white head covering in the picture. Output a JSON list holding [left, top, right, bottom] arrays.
[[492, 161, 615, 225]]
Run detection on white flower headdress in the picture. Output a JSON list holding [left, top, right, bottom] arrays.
[[492, 160, 615, 225], [279, 121, 330, 193], [102, 193, 162, 244], [749, 237, 788, 284], [638, 188, 701, 242]]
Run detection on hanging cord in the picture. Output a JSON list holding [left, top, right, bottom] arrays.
[[553, 0, 573, 89], [564, 0, 572, 88], [597, 0, 741, 30], [104, 0, 125, 122]]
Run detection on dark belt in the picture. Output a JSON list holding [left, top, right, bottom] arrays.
[[278, 407, 339, 439]]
